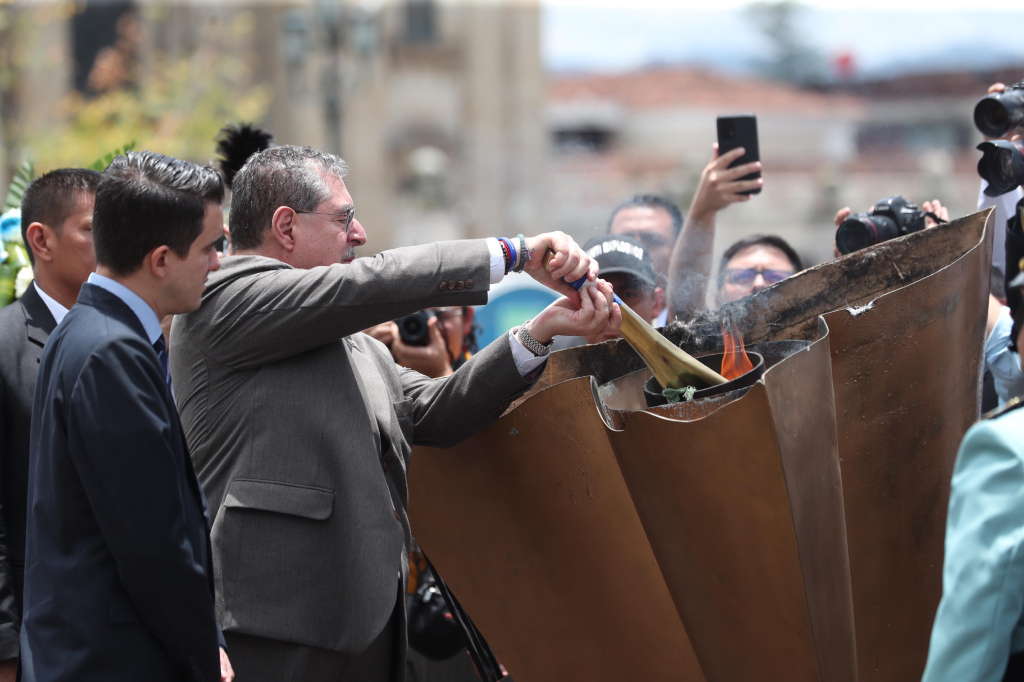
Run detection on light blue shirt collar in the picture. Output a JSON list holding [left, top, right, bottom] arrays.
[[86, 273, 163, 346]]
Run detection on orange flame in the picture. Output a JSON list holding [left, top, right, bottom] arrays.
[[721, 322, 754, 381]]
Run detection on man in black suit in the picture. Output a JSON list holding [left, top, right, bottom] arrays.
[[0, 168, 101, 680], [21, 151, 233, 682]]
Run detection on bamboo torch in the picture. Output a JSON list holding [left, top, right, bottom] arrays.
[[542, 249, 726, 389]]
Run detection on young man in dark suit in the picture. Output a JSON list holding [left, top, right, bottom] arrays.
[[21, 151, 233, 682], [0, 168, 100, 681]]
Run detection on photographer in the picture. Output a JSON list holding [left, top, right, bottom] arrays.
[[366, 306, 477, 379], [977, 82, 1024, 277]]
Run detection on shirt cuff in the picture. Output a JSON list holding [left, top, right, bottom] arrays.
[[508, 329, 547, 378], [486, 238, 505, 285], [986, 306, 1013, 361]]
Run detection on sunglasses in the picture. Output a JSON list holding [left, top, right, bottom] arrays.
[[722, 268, 793, 287]]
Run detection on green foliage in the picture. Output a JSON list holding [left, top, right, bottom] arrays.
[[89, 141, 136, 172], [19, 12, 270, 174], [3, 158, 34, 212]]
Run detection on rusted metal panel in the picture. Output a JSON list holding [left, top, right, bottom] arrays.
[[409, 376, 705, 682], [824, 208, 994, 682], [409, 209, 993, 681], [605, 321, 856, 682]]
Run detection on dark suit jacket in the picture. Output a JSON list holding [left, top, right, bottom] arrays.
[[0, 285, 56, 661], [171, 242, 535, 663], [21, 284, 222, 682]]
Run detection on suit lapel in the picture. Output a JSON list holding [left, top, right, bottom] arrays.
[[19, 284, 57, 350]]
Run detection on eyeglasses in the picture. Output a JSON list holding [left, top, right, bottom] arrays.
[[722, 268, 793, 287], [295, 207, 355, 232]]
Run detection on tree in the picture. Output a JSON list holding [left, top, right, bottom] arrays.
[[746, 1, 827, 86], [18, 10, 270, 172]]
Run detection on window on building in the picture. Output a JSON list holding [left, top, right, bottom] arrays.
[[856, 121, 971, 155], [552, 126, 615, 154], [405, 0, 436, 43]]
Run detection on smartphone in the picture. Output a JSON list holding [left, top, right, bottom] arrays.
[[716, 115, 761, 195]]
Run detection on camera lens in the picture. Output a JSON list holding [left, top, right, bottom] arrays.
[[397, 310, 433, 346], [978, 141, 1024, 197], [836, 215, 900, 255], [995, 148, 1016, 184], [976, 98, 1010, 138]]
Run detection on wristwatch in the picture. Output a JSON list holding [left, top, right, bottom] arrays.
[[516, 320, 552, 357]]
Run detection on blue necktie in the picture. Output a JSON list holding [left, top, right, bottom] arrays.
[[153, 336, 174, 398]]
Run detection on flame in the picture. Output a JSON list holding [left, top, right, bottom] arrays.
[[721, 322, 754, 381]]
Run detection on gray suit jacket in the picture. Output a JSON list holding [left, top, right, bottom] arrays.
[[170, 240, 534, 657]]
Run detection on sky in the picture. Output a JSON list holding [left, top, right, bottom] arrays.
[[542, 1, 1024, 77]]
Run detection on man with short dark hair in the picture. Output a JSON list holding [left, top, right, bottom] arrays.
[[0, 168, 100, 681], [581, 234, 664, 344], [21, 151, 233, 682], [607, 195, 682, 327], [171, 144, 617, 682], [715, 234, 803, 306]]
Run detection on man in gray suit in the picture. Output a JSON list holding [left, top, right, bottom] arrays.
[[170, 145, 619, 682]]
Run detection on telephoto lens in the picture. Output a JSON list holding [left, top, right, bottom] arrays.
[[397, 310, 435, 346], [836, 213, 901, 255], [835, 196, 928, 255], [975, 83, 1024, 138], [977, 140, 1024, 197]]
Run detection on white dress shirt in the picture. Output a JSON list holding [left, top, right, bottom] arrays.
[[85, 273, 164, 345], [33, 282, 69, 325], [485, 238, 549, 376]]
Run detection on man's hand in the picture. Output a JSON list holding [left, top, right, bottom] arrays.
[[922, 199, 949, 227], [220, 648, 234, 682], [364, 321, 397, 348], [527, 279, 621, 342], [522, 232, 597, 302], [0, 658, 16, 682], [390, 317, 454, 378], [688, 144, 763, 224]]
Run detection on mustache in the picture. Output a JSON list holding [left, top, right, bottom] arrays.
[[343, 247, 357, 262]]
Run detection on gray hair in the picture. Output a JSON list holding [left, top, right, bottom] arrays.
[[228, 145, 349, 250]]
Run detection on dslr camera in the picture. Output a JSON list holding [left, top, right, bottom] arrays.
[[977, 139, 1024, 197], [396, 310, 435, 346], [975, 80, 1024, 138], [835, 196, 937, 255]]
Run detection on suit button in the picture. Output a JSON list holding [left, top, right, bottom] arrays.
[[439, 282, 447, 291], [393, 510, 400, 521], [447, 281, 455, 290], [456, 281, 465, 290], [382, 460, 389, 472], [466, 279, 473, 289]]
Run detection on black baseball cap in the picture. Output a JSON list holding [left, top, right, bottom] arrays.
[[584, 235, 657, 289]]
